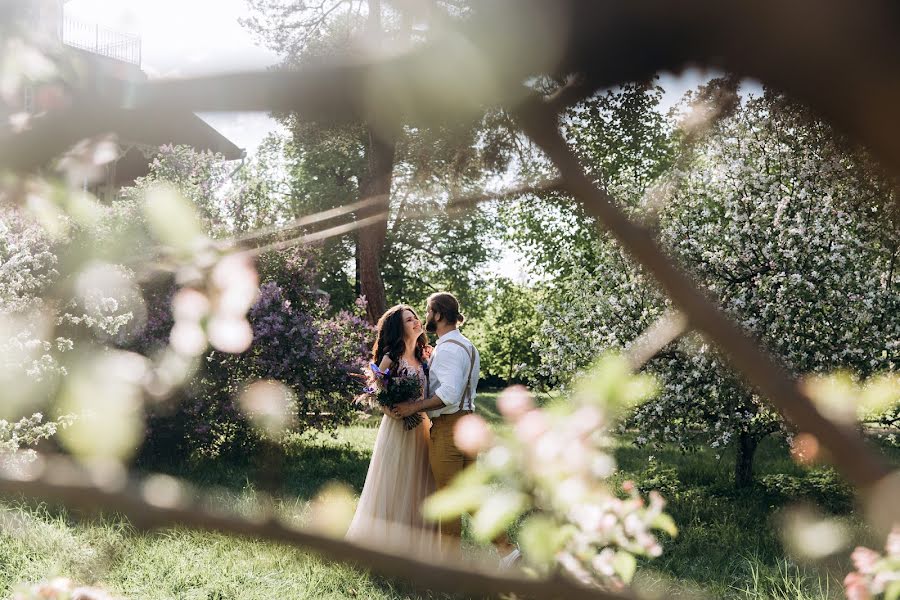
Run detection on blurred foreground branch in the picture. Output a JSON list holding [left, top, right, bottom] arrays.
[[5, 0, 900, 196], [0, 457, 636, 600]]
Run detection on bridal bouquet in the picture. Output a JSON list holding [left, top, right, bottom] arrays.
[[358, 363, 424, 430]]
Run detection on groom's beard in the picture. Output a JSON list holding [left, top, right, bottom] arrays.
[[425, 317, 437, 333]]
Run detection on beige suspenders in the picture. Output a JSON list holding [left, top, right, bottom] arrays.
[[439, 339, 476, 411]]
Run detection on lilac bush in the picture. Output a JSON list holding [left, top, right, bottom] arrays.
[[119, 144, 232, 235], [96, 145, 372, 462], [138, 246, 371, 463]]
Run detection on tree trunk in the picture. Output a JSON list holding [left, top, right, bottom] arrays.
[[357, 126, 395, 324], [734, 430, 759, 488], [354, 232, 362, 300], [355, 0, 397, 324]]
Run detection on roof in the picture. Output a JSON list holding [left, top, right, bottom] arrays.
[[67, 48, 243, 159], [0, 46, 244, 162], [110, 106, 244, 160]]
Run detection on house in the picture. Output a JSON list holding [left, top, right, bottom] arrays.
[[3, 0, 243, 200]]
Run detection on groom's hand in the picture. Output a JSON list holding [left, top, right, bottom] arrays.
[[380, 405, 400, 419], [391, 401, 419, 418]]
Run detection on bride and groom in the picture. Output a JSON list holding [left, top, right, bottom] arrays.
[[345, 292, 481, 555]]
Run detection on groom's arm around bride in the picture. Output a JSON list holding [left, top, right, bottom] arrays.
[[391, 292, 479, 542]]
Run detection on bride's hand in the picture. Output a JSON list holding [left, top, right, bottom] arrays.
[[391, 401, 419, 419], [381, 405, 400, 420]]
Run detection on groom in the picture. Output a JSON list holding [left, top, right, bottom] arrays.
[[391, 291, 479, 541]]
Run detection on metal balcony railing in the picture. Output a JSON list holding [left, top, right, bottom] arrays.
[[61, 17, 141, 67]]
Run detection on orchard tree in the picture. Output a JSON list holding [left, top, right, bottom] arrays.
[[504, 81, 676, 280], [503, 81, 676, 383], [651, 90, 897, 485], [534, 87, 899, 486], [502, 79, 676, 380]]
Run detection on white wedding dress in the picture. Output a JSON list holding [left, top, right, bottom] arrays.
[[345, 358, 441, 555]]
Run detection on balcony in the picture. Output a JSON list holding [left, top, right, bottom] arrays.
[[61, 17, 141, 67]]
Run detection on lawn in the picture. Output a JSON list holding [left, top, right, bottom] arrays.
[[1, 391, 896, 599]]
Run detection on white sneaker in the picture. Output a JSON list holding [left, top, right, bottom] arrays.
[[499, 547, 522, 570]]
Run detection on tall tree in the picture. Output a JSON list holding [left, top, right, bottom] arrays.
[[354, 0, 396, 321], [243, 1, 513, 322]]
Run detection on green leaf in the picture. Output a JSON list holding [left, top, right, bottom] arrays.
[[859, 373, 900, 414], [574, 353, 658, 417], [470, 490, 529, 543], [422, 485, 490, 521], [612, 550, 637, 584], [519, 514, 568, 566], [886, 580, 900, 600], [651, 513, 678, 537], [142, 184, 206, 252], [67, 190, 103, 227], [450, 464, 492, 488]]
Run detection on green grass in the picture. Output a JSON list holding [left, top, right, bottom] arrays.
[[1, 392, 897, 599], [0, 501, 439, 599], [610, 435, 900, 599]]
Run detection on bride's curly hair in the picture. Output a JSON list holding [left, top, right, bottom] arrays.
[[372, 304, 428, 366]]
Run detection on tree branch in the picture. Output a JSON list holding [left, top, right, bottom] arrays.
[[0, 458, 637, 600], [217, 178, 562, 256]]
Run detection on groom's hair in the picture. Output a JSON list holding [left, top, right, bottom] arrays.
[[427, 292, 465, 326]]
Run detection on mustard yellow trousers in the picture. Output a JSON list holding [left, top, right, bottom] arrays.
[[427, 410, 473, 538]]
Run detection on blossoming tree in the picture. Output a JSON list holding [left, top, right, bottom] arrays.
[[534, 87, 899, 486]]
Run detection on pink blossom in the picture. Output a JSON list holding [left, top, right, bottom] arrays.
[[591, 548, 616, 577], [497, 385, 534, 421], [207, 316, 253, 353], [851, 546, 880, 575], [172, 288, 210, 322], [885, 525, 900, 557], [72, 587, 115, 600], [871, 571, 896, 595], [843, 572, 872, 600], [454, 414, 492, 456], [648, 490, 666, 512], [600, 513, 617, 533], [169, 320, 207, 356], [568, 405, 604, 436], [211, 254, 259, 316], [514, 410, 549, 444]]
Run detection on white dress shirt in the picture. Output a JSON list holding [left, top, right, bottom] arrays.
[[426, 329, 480, 418]]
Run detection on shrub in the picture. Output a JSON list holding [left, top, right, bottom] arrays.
[[759, 468, 854, 513], [137, 246, 371, 465]]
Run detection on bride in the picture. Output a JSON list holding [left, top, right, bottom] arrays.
[[344, 304, 440, 554]]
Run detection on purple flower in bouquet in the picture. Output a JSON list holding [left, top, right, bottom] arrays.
[[357, 363, 424, 430]]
